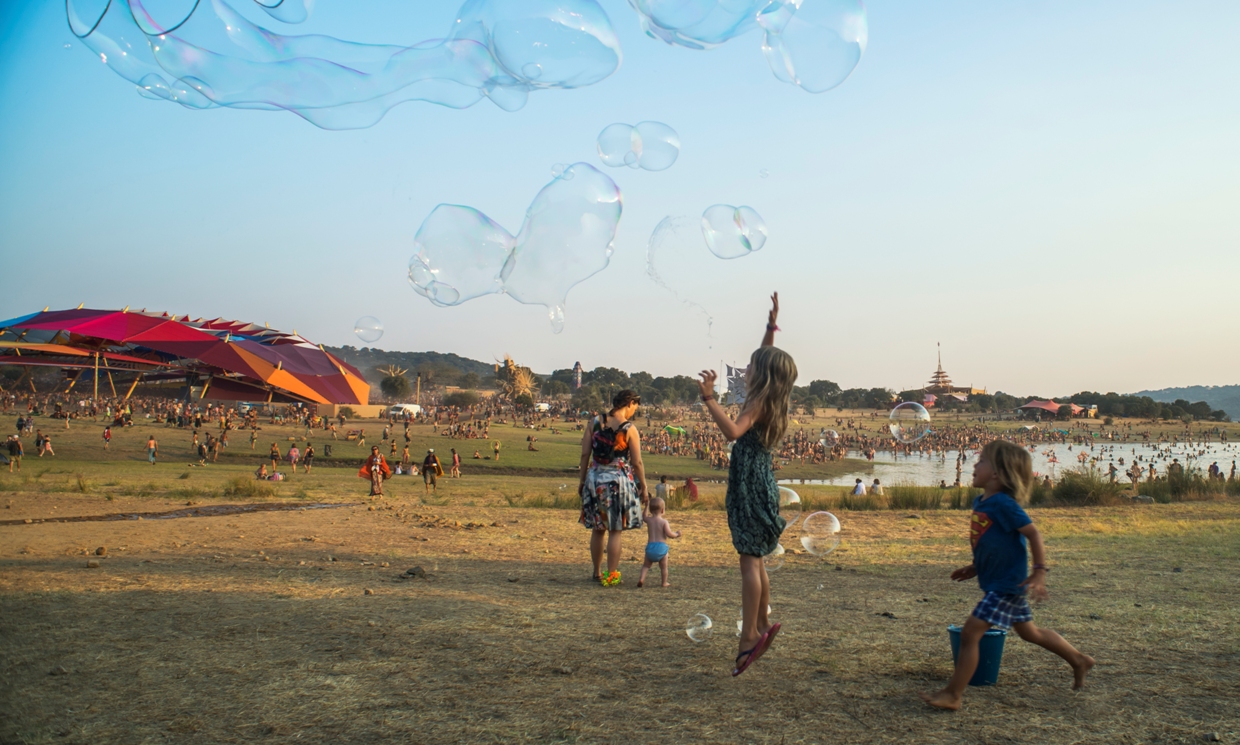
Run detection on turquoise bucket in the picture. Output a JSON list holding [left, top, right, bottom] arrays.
[[948, 624, 1008, 686]]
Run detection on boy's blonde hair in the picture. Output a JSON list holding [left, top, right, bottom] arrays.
[[648, 497, 665, 513], [980, 440, 1033, 504], [745, 346, 798, 450]]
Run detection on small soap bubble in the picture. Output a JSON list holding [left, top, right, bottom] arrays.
[[889, 402, 932, 444], [353, 316, 383, 344], [701, 204, 767, 259], [550, 163, 569, 179], [800, 511, 841, 557], [597, 121, 680, 171], [759, 168, 769, 178], [64, 43, 72, 49], [762, 542, 786, 571], [737, 605, 773, 636], [521, 62, 543, 80], [779, 486, 802, 530], [686, 613, 713, 642]]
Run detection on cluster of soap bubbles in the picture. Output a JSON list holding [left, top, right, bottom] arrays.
[[597, 122, 681, 171], [407, 163, 621, 333], [632, 0, 867, 92], [66, 0, 622, 129], [353, 317, 383, 344], [889, 402, 932, 444], [702, 205, 768, 259]]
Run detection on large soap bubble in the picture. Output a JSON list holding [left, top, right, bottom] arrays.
[[686, 613, 713, 642], [597, 121, 680, 171], [701, 205, 767, 259], [889, 402, 932, 444], [353, 317, 383, 344], [408, 163, 622, 332], [631, 0, 866, 93], [778, 486, 802, 530], [762, 542, 786, 571], [646, 216, 715, 339], [800, 511, 841, 556], [67, 0, 622, 129]]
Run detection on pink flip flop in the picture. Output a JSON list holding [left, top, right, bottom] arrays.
[[751, 623, 781, 666], [732, 628, 772, 677]]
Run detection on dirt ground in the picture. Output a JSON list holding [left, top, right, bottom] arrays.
[[3, 480, 1238, 745]]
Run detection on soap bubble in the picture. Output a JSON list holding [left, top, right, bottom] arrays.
[[353, 317, 383, 344], [631, 0, 866, 93], [646, 216, 714, 339], [889, 402, 932, 444], [779, 486, 802, 529], [686, 613, 713, 642], [409, 163, 621, 333], [820, 429, 840, 447], [759, 168, 769, 178], [597, 121, 681, 171], [762, 542, 786, 571], [761, 0, 868, 93], [66, 0, 622, 129], [800, 511, 841, 556], [702, 205, 767, 259]]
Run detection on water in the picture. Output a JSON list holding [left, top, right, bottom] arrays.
[[779, 441, 1240, 488]]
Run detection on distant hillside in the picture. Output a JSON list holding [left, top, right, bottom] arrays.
[[326, 346, 499, 388], [1134, 385, 1240, 420]]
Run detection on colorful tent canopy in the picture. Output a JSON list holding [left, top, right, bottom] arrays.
[[1020, 399, 1083, 415], [0, 308, 369, 405]]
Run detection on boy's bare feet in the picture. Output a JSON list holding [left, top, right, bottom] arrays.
[[918, 689, 961, 711], [661, 582, 671, 587], [1072, 655, 1095, 689], [637, 580, 644, 588]]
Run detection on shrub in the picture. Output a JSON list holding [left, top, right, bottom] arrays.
[[222, 476, 276, 498], [338, 406, 355, 419], [886, 485, 943, 511], [838, 493, 884, 511], [948, 487, 983, 509], [443, 391, 481, 408], [1051, 467, 1126, 506]]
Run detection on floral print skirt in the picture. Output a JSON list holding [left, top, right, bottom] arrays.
[[580, 459, 642, 532]]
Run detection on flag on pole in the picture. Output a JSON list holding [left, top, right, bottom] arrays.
[[726, 364, 747, 405]]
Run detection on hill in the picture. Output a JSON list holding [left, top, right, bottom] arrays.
[[326, 346, 500, 388], [1134, 385, 1240, 420]]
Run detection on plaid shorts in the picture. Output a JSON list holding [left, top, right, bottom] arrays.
[[972, 592, 1032, 630]]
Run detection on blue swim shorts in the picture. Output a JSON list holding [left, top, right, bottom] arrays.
[[645, 542, 669, 562], [972, 591, 1033, 630]]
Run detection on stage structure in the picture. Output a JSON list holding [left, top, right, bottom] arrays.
[[0, 307, 369, 405]]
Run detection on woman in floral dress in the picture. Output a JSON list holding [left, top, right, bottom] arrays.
[[578, 390, 649, 586]]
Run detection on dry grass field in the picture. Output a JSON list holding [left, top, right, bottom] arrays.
[[2, 418, 1238, 744]]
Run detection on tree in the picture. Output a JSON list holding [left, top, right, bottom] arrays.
[[542, 380, 570, 397], [443, 390, 480, 408], [459, 372, 480, 390], [1056, 404, 1073, 420], [378, 365, 411, 400]]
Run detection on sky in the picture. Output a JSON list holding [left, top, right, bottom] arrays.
[[1, 0, 1238, 396]]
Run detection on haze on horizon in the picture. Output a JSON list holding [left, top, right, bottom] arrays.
[[1, 0, 1237, 397]]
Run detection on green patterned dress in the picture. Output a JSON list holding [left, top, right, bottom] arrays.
[[726, 429, 786, 556]]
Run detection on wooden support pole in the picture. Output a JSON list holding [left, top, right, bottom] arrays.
[[199, 377, 212, 400], [64, 368, 87, 394], [101, 357, 118, 398], [93, 352, 100, 401], [125, 373, 143, 400]]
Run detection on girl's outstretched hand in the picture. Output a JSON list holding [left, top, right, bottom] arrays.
[[768, 292, 779, 326], [697, 370, 717, 399]]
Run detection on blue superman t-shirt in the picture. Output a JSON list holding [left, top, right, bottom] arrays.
[[971, 493, 1032, 595]]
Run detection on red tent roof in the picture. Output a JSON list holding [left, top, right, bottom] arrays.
[[1020, 399, 1083, 415], [0, 308, 369, 405]]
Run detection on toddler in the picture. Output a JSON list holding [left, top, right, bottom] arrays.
[[638, 497, 681, 588]]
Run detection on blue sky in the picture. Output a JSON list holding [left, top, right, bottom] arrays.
[[1, 0, 1238, 395]]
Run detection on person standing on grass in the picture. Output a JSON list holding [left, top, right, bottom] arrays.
[[6, 435, 21, 473], [269, 443, 281, 473], [286, 444, 300, 478], [450, 447, 461, 478], [920, 440, 1094, 711], [103, 426, 111, 449], [578, 389, 649, 587], [422, 449, 442, 495], [696, 292, 792, 677], [359, 445, 390, 496], [147, 435, 158, 466], [302, 444, 314, 474], [250, 428, 258, 450], [493, 439, 500, 461], [39, 432, 54, 457]]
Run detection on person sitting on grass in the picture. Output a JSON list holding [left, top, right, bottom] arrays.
[[256, 463, 268, 480], [920, 440, 1094, 711], [638, 497, 681, 588]]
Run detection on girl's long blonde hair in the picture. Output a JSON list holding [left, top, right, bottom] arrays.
[[980, 440, 1034, 504], [744, 346, 798, 450]]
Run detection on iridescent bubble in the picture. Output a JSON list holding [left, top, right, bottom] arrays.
[[409, 163, 621, 333], [631, 0, 866, 93], [67, 0, 622, 130], [800, 511, 841, 556], [597, 121, 680, 171], [762, 542, 786, 571], [701, 205, 767, 259], [820, 429, 839, 447], [759, 168, 769, 178], [779, 486, 802, 530], [889, 402, 932, 444], [353, 316, 383, 344], [686, 613, 713, 642]]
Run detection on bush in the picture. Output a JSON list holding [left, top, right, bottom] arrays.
[[338, 406, 355, 419], [886, 485, 943, 511], [222, 476, 276, 498], [948, 487, 983, 509], [1140, 467, 1230, 503], [838, 493, 884, 511], [443, 390, 481, 408], [1050, 467, 1126, 506]]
